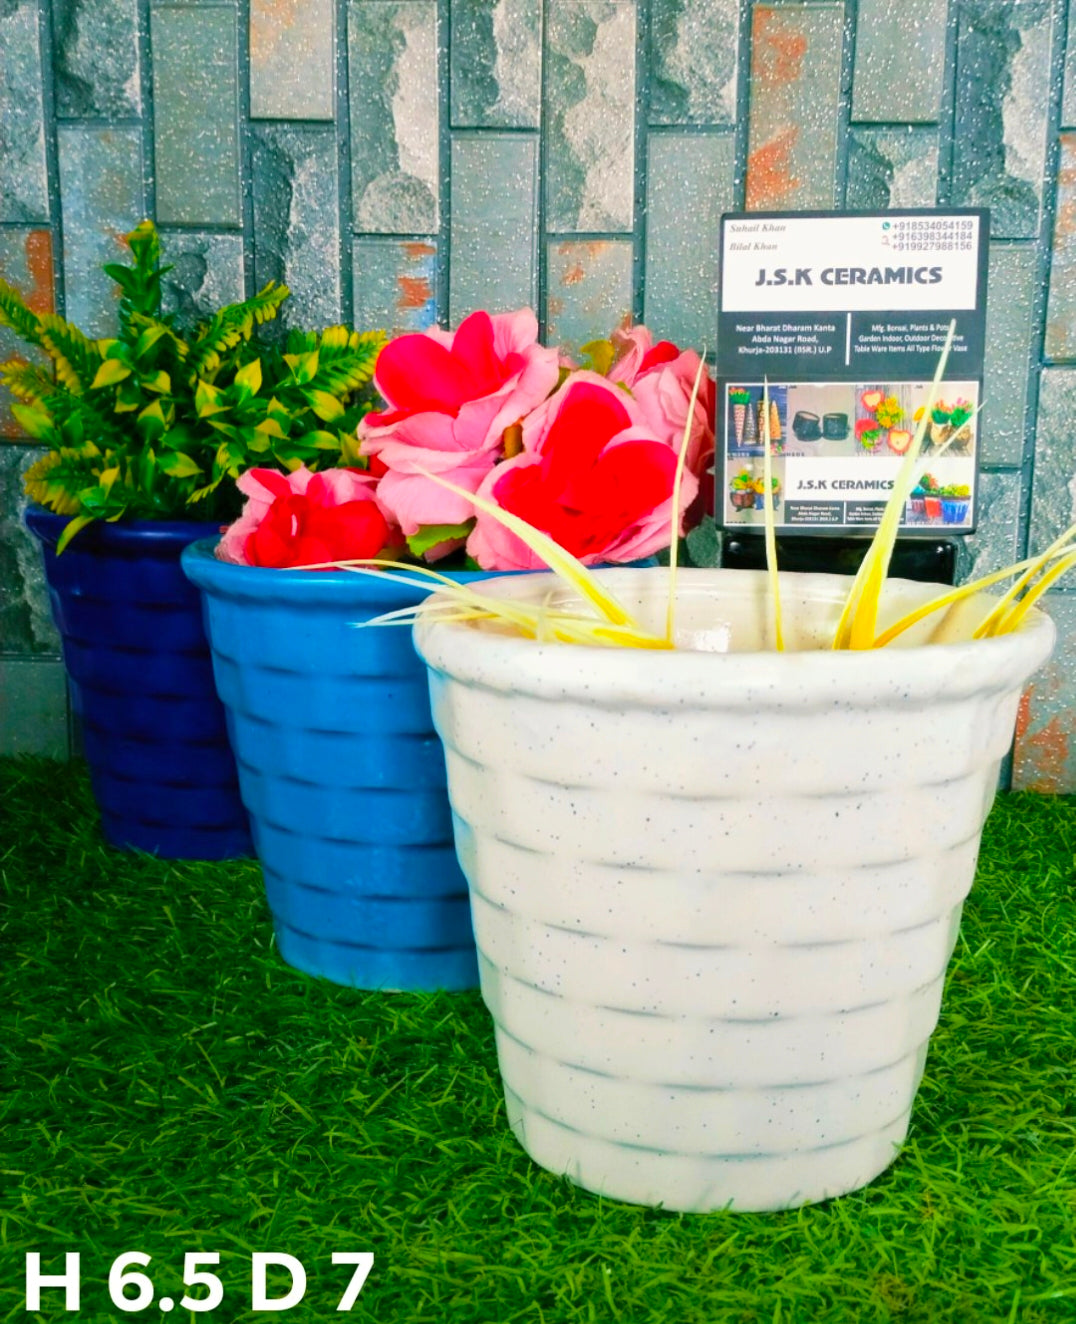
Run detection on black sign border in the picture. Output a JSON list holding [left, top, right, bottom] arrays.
[[715, 207, 990, 540]]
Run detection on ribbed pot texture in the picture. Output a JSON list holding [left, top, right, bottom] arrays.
[[415, 568, 1056, 1212], [181, 540, 482, 991], [25, 507, 253, 859]]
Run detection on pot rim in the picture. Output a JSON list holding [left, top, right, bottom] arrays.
[[25, 504, 224, 552], [414, 567, 1056, 709], [181, 537, 491, 607]]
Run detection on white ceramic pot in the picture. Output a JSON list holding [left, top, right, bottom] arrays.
[[414, 569, 1055, 1212]]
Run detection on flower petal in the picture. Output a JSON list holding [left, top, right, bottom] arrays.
[[375, 335, 474, 416]]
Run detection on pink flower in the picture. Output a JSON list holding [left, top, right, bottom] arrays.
[[608, 325, 716, 477], [466, 373, 699, 570], [357, 308, 561, 540], [217, 466, 395, 569]]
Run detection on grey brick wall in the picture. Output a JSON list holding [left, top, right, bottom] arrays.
[[1, 0, 1075, 787]]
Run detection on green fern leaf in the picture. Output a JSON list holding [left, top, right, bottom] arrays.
[[128, 311, 189, 361], [1, 360, 58, 404], [44, 385, 126, 443], [249, 282, 289, 324], [188, 476, 224, 503], [0, 279, 44, 348], [36, 315, 102, 394], [11, 402, 59, 442], [307, 327, 385, 397], [187, 283, 290, 378], [109, 221, 171, 330]]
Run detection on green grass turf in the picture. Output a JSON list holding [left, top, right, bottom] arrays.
[[2, 757, 1076, 1324]]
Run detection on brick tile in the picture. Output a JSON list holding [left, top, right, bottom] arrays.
[[449, 133, 538, 321], [151, 6, 241, 226], [57, 127, 145, 339], [952, 0, 1052, 239], [846, 128, 939, 210], [644, 132, 734, 348], [451, 0, 541, 128], [348, 1, 439, 233], [1063, 2, 1076, 129], [1027, 367, 1076, 556], [650, 0, 739, 126], [0, 230, 54, 440], [957, 470, 1021, 584], [158, 231, 246, 322], [546, 239, 633, 354], [353, 237, 438, 333], [746, 3, 844, 212], [1012, 591, 1076, 792], [851, 0, 947, 124], [0, 444, 61, 655], [1045, 134, 1076, 363], [0, 658, 69, 757], [52, 0, 141, 117], [250, 0, 334, 121], [983, 243, 1038, 465], [0, 0, 49, 223], [251, 125, 341, 336], [544, 0, 636, 232]]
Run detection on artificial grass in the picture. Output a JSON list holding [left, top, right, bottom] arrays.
[[2, 758, 1075, 1324]]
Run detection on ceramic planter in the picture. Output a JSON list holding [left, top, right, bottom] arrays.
[[822, 412, 849, 440], [415, 568, 1054, 1212], [942, 498, 970, 525], [25, 507, 253, 859], [181, 541, 482, 991], [792, 410, 822, 442]]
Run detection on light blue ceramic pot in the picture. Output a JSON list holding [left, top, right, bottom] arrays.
[[182, 540, 483, 990]]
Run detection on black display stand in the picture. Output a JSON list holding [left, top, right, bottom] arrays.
[[720, 533, 958, 586]]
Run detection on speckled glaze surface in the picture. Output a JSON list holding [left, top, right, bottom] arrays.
[[415, 568, 1056, 1211], [25, 508, 253, 859], [182, 540, 484, 991]]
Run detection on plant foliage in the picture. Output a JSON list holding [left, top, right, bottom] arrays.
[[0, 220, 386, 548]]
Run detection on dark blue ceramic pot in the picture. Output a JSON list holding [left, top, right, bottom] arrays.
[[181, 540, 486, 991], [24, 508, 254, 859]]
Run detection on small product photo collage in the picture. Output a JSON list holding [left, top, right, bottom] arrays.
[[723, 380, 979, 530]]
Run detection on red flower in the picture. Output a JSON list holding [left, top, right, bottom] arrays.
[[218, 467, 393, 569], [371, 311, 534, 423], [467, 374, 698, 570], [607, 325, 716, 477], [357, 309, 560, 538], [247, 494, 390, 569]]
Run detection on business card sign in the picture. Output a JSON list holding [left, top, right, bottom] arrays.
[[722, 214, 981, 312], [717, 209, 989, 536]]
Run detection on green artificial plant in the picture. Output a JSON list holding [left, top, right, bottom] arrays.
[[0, 221, 386, 550]]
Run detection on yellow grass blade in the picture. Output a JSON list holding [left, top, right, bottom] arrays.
[[330, 558, 586, 637], [665, 351, 707, 644], [415, 468, 645, 631], [847, 339, 954, 648], [990, 548, 1076, 636], [831, 319, 956, 650], [973, 518, 1076, 639], [871, 548, 1074, 647], [761, 377, 784, 651], [333, 557, 671, 649]]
